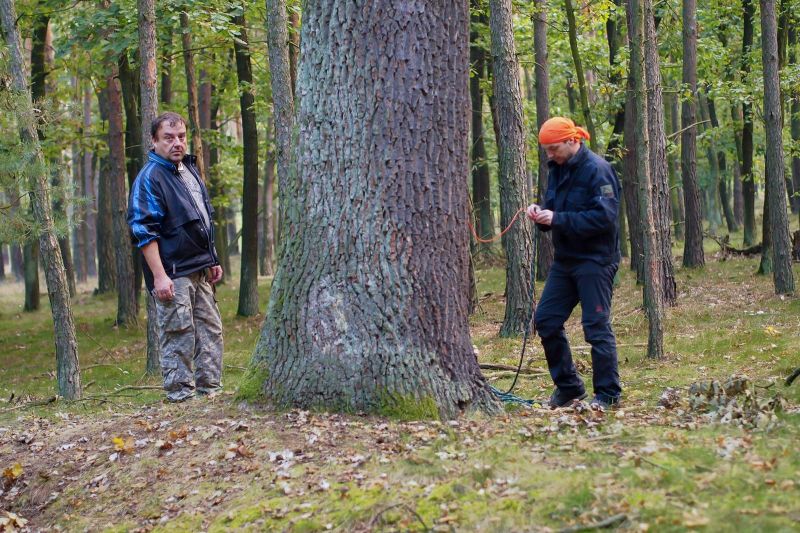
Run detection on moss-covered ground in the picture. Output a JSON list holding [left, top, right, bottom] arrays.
[[1, 251, 799, 531]]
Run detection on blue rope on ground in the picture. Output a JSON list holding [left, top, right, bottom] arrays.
[[490, 385, 544, 407]]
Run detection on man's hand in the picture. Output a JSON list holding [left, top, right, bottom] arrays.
[[533, 209, 554, 226], [153, 275, 175, 302], [526, 203, 541, 220], [208, 265, 224, 285]]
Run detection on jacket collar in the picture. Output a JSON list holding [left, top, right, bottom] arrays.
[[147, 150, 198, 171], [547, 142, 588, 171]]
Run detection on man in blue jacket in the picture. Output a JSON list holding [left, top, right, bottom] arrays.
[[127, 112, 224, 403], [527, 117, 622, 410]]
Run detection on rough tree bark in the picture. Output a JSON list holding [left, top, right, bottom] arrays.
[[623, 74, 643, 282], [265, 0, 296, 248], [681, 0, 704, 267], [489, 0, 534, 337], [790, 24, 800, 217], [104, 58, 138, 327], [533, 0, 553, 280], [643, 6, 676, 306], [760, 0, 795, 294], [470, 3, 493, 248], [741, 0, 757, 246], [251, 0, 498, 418], [139, 0, 160, 375], [628, 0, 664, 359], [232, 9, 260, 316], [1, 0, 81, 398]]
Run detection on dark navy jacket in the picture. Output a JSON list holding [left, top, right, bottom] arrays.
[[538, 144, 621, 265], [127, 151, 219, 291]]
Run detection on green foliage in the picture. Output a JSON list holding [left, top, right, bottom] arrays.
[[377, 391, 440, 421], [233, 361, 270, 402]]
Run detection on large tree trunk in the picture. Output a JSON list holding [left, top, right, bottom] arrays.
[[104, 58, 138, 327], [760, 0, 795, 294], [489, 0, 534, 337], [742, 0, 757, 246], [623, 75, 643, 282], [233, 10, 260, 316], [628, 0, 664, 360], [643, 7, 676, 306], [252, 0, 498, 418], [470, 5, 493, 248], [563, 0, 597, 151], [533, 0, 553, 280], [681, 0, 704, 267], [1, 0, 81, 399], [139, 0, 160, 375], [265, 0, 297, 252]]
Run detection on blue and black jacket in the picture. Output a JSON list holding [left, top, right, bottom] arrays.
[[127, 151, 219, 291], [538, 144, 621, 265]]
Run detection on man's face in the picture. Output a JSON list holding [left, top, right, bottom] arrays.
[[152, 121, 187, 163], [541, 139, 578, 165]]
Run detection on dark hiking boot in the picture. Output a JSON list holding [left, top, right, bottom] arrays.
[[548, 388, 587, 408]]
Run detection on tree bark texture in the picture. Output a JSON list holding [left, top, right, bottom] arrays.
[[623, 75, 643, 282], [741, 0, 757, 245], [138, 0, 157, 154], [790, 25, 800, 216], [628, 0, 664, 359], [82, 87, 97, 278], [1, 0, 82, 398], [233, 11, 260, 316], [643, 7, 676, 306], [470, 7, 493, 248], [139, 0, 160, 374], [252, 0, 499, 418], [23, 242, 40, 311], [179, 11, 206, 182], [96, 84, 116, 293], [288, 9, 300, 101], [104, 53, 138, 326], [706, 94, 738, 232], [563, 0, 597, 151], [265, 0, 296, 249], [261, 141, 276, 277], [760, 0, 795, 294], [533, 0, 553, 280], [489, 0, 534, 337], [681, 0, 704, 267]]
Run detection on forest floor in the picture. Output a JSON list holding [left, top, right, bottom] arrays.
[[1, 251, 800, 532]]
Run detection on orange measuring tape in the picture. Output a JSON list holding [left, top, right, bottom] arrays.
[[467, 206, 528, 244]]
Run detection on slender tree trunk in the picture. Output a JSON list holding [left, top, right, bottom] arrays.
[[791, 23, 800, 217], [138, 0, 160, 375], [160, 32, 172, 105], [489, 0, 534, 337], [681, 0, 704, 267], [233, 10, 260, 316], [628, 0, 664, 359], [82, 86, 97, 278], [265, 0, 296, 252], [179, 12, 206, 183], [71, 120, 85, 283], [252, 0, 497, 417], [606, 0, 628, 258], [470, 4, 493, 247], [730, 104, 745, 225], [643, 7, 676, 306], [697, 93, 722, 235], [742, 0, 757, 246], [118, 53, 145, 299], [623, 75, 643, 282], [667, 89, 685, 241], [23, 242, 40, 311], [95, 89, 116, 293], [760, 0, 794, 294], [533, 0, 553, 280], [1, 0, 81, 398], [706, 94, 738, 232], [563, 0, 597, 151], [261, 131, 276, 277], [11, 243, 23, 280]]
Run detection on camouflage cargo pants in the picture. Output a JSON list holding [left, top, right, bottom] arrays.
[[155, 270, 224, 402]]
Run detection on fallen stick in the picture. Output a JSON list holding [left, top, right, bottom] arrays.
[[557, 513, 628, 533], [479, 363, 546, 374], [107, 385, 163, 394]]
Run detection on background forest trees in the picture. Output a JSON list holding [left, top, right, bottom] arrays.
[[1, 0, 799, 404]]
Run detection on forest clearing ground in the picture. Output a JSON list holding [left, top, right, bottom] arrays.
[[1, 255, 800, 531]]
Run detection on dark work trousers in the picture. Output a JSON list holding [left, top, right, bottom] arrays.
[[534, 260, 621, 402]]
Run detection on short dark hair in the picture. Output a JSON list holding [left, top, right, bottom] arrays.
[[151, 112, 187, 139]]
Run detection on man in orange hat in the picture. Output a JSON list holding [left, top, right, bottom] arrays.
[[526, 117, 622, 410]]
